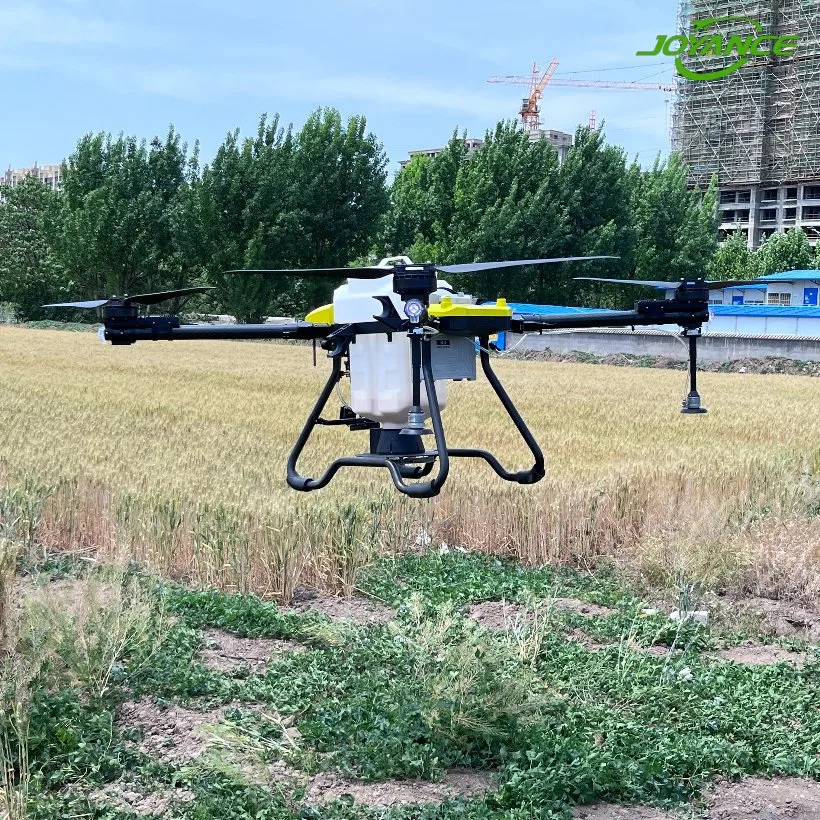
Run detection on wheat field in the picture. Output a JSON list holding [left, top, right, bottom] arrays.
[[2, 326, 820, 599]]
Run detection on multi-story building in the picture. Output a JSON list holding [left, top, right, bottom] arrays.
[[398, 129, 573, 169], [399, 138, 485, 169], [1, 163, 63, 192], [672, 0, 820, 248]]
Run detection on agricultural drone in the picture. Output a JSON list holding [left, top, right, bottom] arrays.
[[47, 259, 761, 498]]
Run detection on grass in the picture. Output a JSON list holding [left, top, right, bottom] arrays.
[[1, 553, 818, 819], [2, 326, 820, 601]]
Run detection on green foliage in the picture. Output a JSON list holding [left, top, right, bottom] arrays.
[[383, 126, 723, 308], [8, 554, 820, 819], [201, 110, 388, 321], [708, 231, 761, 281], [58, 128, 200, 309], [631, 160, 718, 283], [756, 228, 816, 275], [0, 177, 66, 320]]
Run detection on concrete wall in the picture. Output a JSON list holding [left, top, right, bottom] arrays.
[[707, 314, 820, 335], [508, 329, 820, 363]]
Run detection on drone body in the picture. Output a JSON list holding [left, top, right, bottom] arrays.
[[46, 257, 762, 498]]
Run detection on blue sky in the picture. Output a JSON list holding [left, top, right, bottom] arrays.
[[0, 0, 679, 174]]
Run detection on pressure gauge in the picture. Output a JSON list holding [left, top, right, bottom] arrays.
[[404, 298, 424, 322]]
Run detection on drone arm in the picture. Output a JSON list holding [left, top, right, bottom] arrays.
[[511, 304, 709, 332], [104, 321, 332, 344]]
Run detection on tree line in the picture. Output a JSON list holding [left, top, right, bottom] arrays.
[[1, 109, 817, 323]]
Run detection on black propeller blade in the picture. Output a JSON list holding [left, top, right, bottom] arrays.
[[226, 267, 393, 279], [435, 256, 619, 274], [229, 256, 619, 279], [574, 276, 767, 290], [45, 286, 214, 310]]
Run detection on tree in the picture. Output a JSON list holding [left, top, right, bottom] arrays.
[[0, 176, 66, 320], [708, 232, 760, 281], [630, 156, 718, 282], [200, 110, 388, 322], [58, 128, 198, 304], [446, 122, 569, 302], [379, 133, 472, 264], [755, 228, 815, 275], [199, 118, 295, 323], [559, 126, 637, 307]]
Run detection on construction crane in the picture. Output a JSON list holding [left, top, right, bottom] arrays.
[[488, 59, 676, 135]]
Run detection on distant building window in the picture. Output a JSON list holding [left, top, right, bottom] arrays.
[[802, 205, 820, 220], [708, 298, 724, 305], [760, 208, 777, 221], [745, 295, 764, 304], [786, 187, 798, 199], [762, 189, 778, 201], [737, 190, 752, 203], [719, 190, 737, 204], [785, 207, 797, 220], [767, 292, 792, 306], [804, 186, 820, 201]]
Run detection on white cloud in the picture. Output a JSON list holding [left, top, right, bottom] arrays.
[[0, 2, 125, 45], [82, 62, 509, 120]]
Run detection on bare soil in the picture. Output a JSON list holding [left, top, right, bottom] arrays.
[[302, 768, 496, 807], [553, 597, 615, 617], [711, 640, 815, 668], [573, 777, 820, 819], [117, 699, 230, 765], [573, 805, 671, 819], [705, 776, 820, 819], [467, 598, 613, 632], [285, 586, 395, 624], [707, 594, 820, 642], [118, 698, 493, 809], [566, 629, 678, 657], [467, 600, 534, 631], [199, 627, 305, 673], [89, 782, 195, 817]]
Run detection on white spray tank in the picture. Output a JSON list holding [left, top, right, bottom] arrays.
[[332, 270, 452, 428]]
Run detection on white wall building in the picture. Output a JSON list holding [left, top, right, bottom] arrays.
[[1, 163, 63, 192]]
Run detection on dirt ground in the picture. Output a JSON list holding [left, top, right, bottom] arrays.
[[116, 697, 494, 810], [467, 598, 613, 632], [88, 782, 195, 817], [711, 640, 814, 668], [199, 627, 306, 673], [706, 594, 820, 643], [117, 699, 230, 765], [302, 768, 495, 807], [285, 586, 395, 624], [565, 629, 679, 657], [574, 777, 820, 819]]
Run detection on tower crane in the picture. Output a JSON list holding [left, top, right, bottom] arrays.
[[488, 59, 676, 135]]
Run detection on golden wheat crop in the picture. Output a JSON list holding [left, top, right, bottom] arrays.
[[2, 326, 819, 598]]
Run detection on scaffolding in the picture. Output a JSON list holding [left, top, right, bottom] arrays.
[[672, 0, 820, 187]]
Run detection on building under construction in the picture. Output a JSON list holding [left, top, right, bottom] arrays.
[[672, 0, 820, 248]]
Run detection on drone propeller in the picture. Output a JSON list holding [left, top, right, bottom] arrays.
[[435, 256, 619, 274], [228, 256, 619, 280], [44, 286, 214, 310], [574, 276, 766, 290]]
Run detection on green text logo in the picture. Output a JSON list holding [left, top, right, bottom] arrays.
[[637, 17, 801, 80]]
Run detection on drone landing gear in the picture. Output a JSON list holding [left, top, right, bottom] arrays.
[[681, 327, 707, 415], [286, 336, 545, 498]]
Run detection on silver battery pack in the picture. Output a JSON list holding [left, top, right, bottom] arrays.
[[430, 335, 477, 381]]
